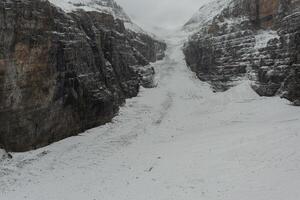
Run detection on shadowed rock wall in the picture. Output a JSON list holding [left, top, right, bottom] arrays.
[[0, 0, 166, 151]]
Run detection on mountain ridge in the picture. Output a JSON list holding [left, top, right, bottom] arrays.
[[48, 0, 157, 36]]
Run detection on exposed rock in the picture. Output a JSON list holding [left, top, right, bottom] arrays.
[[130, 65, 156, 88], [0, 0, 166, 152], [0, 146, 12, 160], [183, 0, 300, 103]]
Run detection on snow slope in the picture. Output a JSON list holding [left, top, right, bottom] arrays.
[[1, 31, 300, 200], [48, 0, 152, 35], [184, 0, 232, 31]]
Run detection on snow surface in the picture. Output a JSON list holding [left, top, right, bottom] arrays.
[[1, 31, 300, 200]]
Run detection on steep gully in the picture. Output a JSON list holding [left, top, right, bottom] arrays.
[[2, 0, 299, 152], [1, 32, 300, 200]]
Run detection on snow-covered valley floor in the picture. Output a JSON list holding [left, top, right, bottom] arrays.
[[1, 33, 300, 200]]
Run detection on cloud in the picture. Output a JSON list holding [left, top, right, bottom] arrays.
[[116, 0, 209, 32]]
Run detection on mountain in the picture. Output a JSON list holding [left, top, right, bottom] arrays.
[[48, 0, 131, 21], [184, 0, 232, 32], [48, 0, 151, 35], [0, 0, 166, 151], [183, 0, 300, 105]]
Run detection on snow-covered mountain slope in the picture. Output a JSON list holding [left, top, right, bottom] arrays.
[[184, 0, 232, 32], [124, 21, 156, 38], [48, 0, 131, 21], [1, 32, 300, 200], [48, 0, 152, 35]]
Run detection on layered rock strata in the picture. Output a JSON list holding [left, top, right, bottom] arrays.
[[0, 0, 166, 151], [184, 0, 300, 104]]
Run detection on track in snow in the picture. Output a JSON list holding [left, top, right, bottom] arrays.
[[1, 32, 300, 200]]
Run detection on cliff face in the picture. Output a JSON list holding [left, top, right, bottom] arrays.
[[184, 0, 300, 104], [0, 0, 166, 152]]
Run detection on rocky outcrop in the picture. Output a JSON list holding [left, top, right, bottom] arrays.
[[184, 0, 300, 104], [0, 147, 12, 160], [0, 0, 166, 152]]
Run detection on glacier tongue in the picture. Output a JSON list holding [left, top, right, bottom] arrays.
[[1, 30, 300, 200]]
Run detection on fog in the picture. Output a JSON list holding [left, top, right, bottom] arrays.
[[115, 0, 209, 32]]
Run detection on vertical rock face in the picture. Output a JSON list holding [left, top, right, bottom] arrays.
[[0, 0, 166, 152], [254, 0, 279, 28], [183, 0, 300, 104]]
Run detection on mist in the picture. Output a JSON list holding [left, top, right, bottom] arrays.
[[115, 0, 209, 33]]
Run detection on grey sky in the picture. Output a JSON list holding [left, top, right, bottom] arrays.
[[115, 0, 209, 32]]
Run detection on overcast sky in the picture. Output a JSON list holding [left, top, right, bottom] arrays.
[[115, 0, 209, 33]]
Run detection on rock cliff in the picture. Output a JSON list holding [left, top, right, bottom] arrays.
[[0, 0, 166, 151], [184, 0, 300, 104]]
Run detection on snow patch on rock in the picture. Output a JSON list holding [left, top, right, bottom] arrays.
[[48, 0, 130, 21], [254, 30, 280, 49]]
